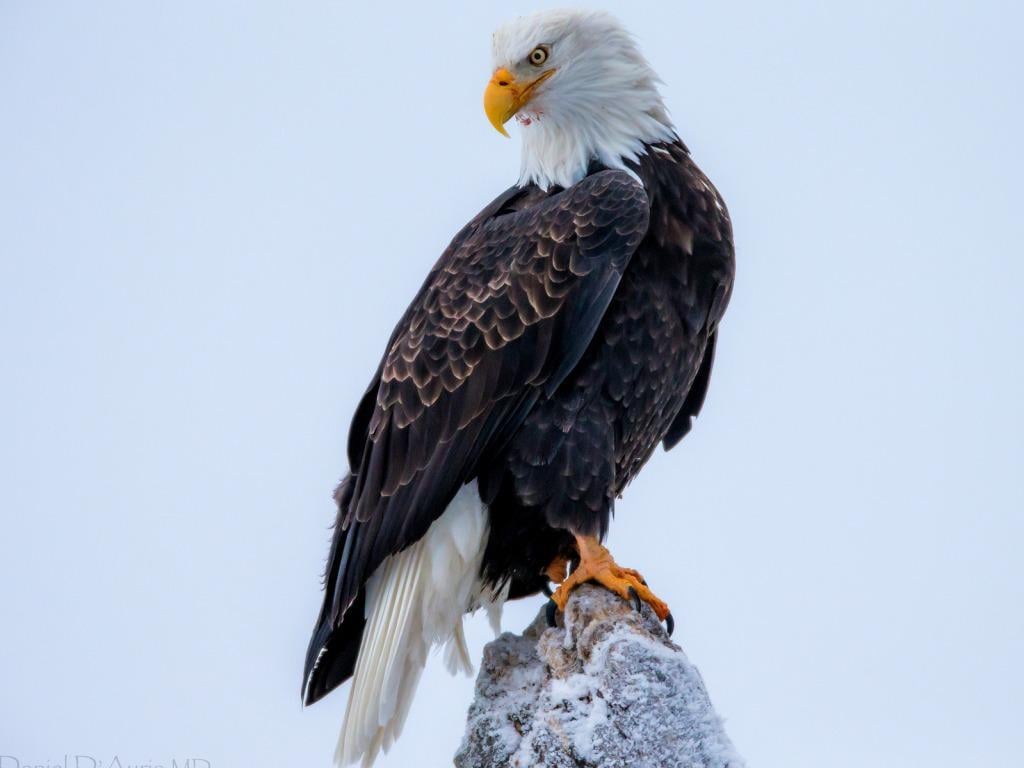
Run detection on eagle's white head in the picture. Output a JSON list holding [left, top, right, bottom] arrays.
[[486, 9, 676, 190]]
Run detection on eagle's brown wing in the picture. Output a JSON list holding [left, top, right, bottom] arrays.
[[304, 170, 649, 702]]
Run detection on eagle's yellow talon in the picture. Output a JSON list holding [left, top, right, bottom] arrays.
[[547, 535, 671, 622]]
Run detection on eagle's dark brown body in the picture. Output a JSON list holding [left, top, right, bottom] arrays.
[[304, 139, 733, 704], [480, 141, 733, 597]]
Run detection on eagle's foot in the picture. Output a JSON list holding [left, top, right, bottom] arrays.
[[546, 535, 672, 633], [544, 554, 571, 584]]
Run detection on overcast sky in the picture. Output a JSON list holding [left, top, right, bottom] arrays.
[[1, 1, 1022, 767]]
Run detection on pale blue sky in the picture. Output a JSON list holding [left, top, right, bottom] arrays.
[[1, 2, 1021, 767]]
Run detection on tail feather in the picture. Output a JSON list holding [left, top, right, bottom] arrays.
[[443, 620, 473, 676], [334, 481, 506, 767]]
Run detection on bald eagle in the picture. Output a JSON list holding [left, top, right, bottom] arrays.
[[304, 9, 734, 766]]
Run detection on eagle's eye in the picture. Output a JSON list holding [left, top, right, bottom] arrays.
[[528, 46, 549, 66]]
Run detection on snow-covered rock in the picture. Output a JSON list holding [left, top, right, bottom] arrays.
[[455, 584, 744, 768]]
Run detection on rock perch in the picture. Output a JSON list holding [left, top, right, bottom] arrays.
[[455, 584, 744, 768]]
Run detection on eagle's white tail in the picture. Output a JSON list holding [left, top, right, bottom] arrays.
[[335, 481, 506, 767]]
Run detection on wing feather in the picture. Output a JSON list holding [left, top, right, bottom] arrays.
[[306, 171, 649, 698]]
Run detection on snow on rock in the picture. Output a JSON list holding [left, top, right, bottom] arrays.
[[455, 584, 744, 768]]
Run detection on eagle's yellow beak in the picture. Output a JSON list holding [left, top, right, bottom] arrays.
[[483, 68, 555, 137]]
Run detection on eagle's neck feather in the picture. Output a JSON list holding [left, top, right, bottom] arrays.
[[516, 66, 675, 190]]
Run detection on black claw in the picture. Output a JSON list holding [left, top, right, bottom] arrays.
[[627, 586, 643, 613], [541, 582, 553, 597], [665, 612, 675, 637], [545, 599, 558, 627]]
